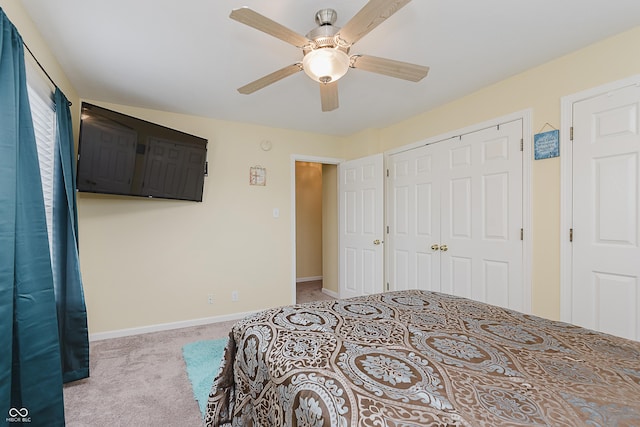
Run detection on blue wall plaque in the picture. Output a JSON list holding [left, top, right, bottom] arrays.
[[534, 129, 559, 160]]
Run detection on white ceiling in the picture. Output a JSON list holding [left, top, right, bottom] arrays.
[[20, 0, 640, 136]]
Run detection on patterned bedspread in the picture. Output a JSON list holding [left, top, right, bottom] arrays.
[[205, 290, 640, 426]]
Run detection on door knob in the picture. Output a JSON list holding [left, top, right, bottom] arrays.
[[440, 244, 448, 252], [373, 239, 383, 245], [431, 244, 440, 251]]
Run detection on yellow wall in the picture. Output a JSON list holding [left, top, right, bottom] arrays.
[[77, 102, 345, 333], [6, 0, 640, 331], [295, 162, 323, 279], [322, 164, 339, 294], [370, 26, 640, 320]]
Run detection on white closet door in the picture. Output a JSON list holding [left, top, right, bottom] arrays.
[[572, 84, 640, 340], [387, 144, 443, 292], [386, 121, 524, 311], [338, 153, 384, 299], [440, 121, 523, 310]]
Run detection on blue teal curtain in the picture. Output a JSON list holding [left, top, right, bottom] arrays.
[[0, 8, 65, 427], [53, 88, 89, 383]]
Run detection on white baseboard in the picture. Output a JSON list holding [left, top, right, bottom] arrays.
[[296, 276, 323, 283], [89, 309, 261, 342], [322, 288, 339, 298]]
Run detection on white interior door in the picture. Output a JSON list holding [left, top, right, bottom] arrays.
[[571, 84, 640, 340], [440, 121, 524, 310], [339, 153, 384, 299], [387, 144, 443, 292], [387, 120, 524, 312]]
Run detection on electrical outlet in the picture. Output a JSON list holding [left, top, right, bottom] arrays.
[[208, 294, 214, 304], [231, 291, 239, 302]]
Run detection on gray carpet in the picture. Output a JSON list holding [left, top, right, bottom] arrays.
[[296, 280, 336, 304], [64, 321, 235, 427], [64, 282, 334, 426]]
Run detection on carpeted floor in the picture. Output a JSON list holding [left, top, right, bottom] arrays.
[[63, 282, 333, 426], [63, 321, 235, 427], [296, 279, 336, 304]]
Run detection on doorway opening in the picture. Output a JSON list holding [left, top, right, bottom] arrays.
[[291, 155, 343, 304]]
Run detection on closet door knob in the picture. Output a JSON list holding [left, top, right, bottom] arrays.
[[440, 244, 448, 252], [431, 244, 440, 251], [373, 239, 383, 245]]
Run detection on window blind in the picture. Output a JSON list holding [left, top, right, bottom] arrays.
[[27, 83, 56, 255]]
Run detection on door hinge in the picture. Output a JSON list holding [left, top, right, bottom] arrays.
[[570, 126, 574, 141], [386, 225, 389, 234], [520, 139, 523, 151], [386, 282, 390, 291], [386, 169, 389, 177], [520, 228, 524, 240], [570, 228, 573, 242]]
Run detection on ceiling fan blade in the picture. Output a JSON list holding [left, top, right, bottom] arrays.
[[230, 7, 312, 48], [337, 0, 411, 46], [351, 55, 429, 82], [320, 81, 339, 112], [237, 63, 303, 94]]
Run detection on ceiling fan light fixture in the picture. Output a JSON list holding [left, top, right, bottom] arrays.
[[302, 48, 350, 83]]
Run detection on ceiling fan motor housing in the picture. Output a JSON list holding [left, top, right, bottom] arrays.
[[305, 9, 346, 51], [307, 25, 339, 49]]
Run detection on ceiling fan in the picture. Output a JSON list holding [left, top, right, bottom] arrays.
[[230, 0, 429, 112]]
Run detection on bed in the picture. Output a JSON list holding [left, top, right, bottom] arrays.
[[205, 290, 640, 426]]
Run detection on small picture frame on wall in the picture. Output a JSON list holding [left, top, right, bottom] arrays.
[[250, 166, 266, 186], [534, 129, 559, 160]]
